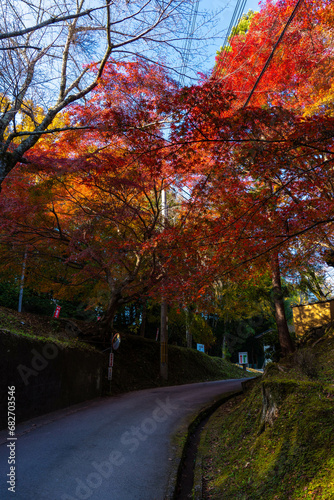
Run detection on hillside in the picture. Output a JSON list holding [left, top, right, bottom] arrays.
[[0, 306, 252, 398], [196, 326, 334, 500]]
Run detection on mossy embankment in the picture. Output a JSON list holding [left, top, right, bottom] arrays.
[[197, 328, 334, 500], [109, 334, 253, 394]]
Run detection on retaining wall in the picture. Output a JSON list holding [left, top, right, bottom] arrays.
[[0, 331, 107, 429]]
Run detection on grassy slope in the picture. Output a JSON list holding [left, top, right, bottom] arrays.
[[199, 329, 334, 500], [0, 306, 251, 395], [110, 335, 253, 394]]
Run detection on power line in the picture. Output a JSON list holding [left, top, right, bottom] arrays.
[[218, 0, 248, 71], [243, 0, 304, 108], [179, 0, 200, 86], [179, 0, 305, 247]]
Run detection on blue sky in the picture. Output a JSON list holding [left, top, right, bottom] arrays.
[[198, 0, 262, 73]]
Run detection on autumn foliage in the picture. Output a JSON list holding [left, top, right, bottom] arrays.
[[167, 0, 334, 352], [1, 1, 334, 354], [215, 0, 334, 114]]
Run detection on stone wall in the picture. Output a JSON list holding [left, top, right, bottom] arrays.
[[292, 299, 334, 337], [0, 331, 107, 429]]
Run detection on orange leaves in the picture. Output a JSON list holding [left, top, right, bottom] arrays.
[[3, 14, 334, 319], [170, 71, 334, 286], [163, 0, 334, 290], [0, 59, 193, 312]]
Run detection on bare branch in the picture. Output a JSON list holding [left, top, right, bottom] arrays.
[[0, 45, 42, 51], [0, 5, 107, 40]]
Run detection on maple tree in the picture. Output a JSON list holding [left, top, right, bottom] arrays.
[[0, 0, 210, 191], [0, 59, 193, 336], [171, 102, 334, 353], [215, 0, 334, 114], [166, 0, 334, 356], [1, 1, 334, 361]]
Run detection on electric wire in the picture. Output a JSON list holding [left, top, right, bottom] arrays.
[[176, 0, 307, 247], [218, 0, 248, 71], [179, 0, 200, 87], [243, 0, 304, 108]]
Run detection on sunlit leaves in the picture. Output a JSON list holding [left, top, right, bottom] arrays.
[[215, 0, 333, 114]]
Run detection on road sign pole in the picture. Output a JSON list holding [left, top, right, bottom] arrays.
[[160, 297, 168, 380], [160, 188, 168, 380]]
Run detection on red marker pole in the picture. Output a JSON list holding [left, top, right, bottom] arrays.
[[53, 305, 61, 318]]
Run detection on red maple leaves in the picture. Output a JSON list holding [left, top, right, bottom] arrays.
[[1, 1, 334, 352]]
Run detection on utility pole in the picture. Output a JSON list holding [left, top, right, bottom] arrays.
[[222, 336, 226, 360], [18, 249, 27, 313], [160, 188, 168, 380], [185, 307, 192, 348]]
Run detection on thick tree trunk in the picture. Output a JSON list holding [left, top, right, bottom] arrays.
[[271, 253, 295, 357], [100, 293, 122, 339], [0, 154, 16, 191], [186, 327, 192, 349]]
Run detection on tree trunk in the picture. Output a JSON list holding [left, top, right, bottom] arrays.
[[186, 328, 192, 349], [0, 154, 16, 192], [271, 253, 295, 357], [160, 298, 168, 380], [18, 249, 28, 312], [100, 293, 122, 339], [222, 335, 226, 359]]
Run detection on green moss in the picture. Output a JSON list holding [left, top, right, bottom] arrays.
[[200, 336, 334, 499], [2, 328, 97, 351], [0, 307, 97, 350]]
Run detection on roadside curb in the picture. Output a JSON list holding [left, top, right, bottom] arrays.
[[165, 376, 262, 499], [192, 376, 262, 499], [193, 413, 211, 500], [165, 391, 241, 499]]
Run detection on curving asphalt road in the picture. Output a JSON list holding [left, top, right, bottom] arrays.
[[0, 379, 246, 500]]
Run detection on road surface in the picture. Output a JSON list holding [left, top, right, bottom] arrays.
[[0, 379, 246, 500]]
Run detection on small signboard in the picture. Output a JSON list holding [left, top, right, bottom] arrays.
[[197, 344, 205, 353], [109, 353, 114, 367], [53, 305, 61, 319], [238, 352, 248, 365], [108, 367, 113, 381]]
